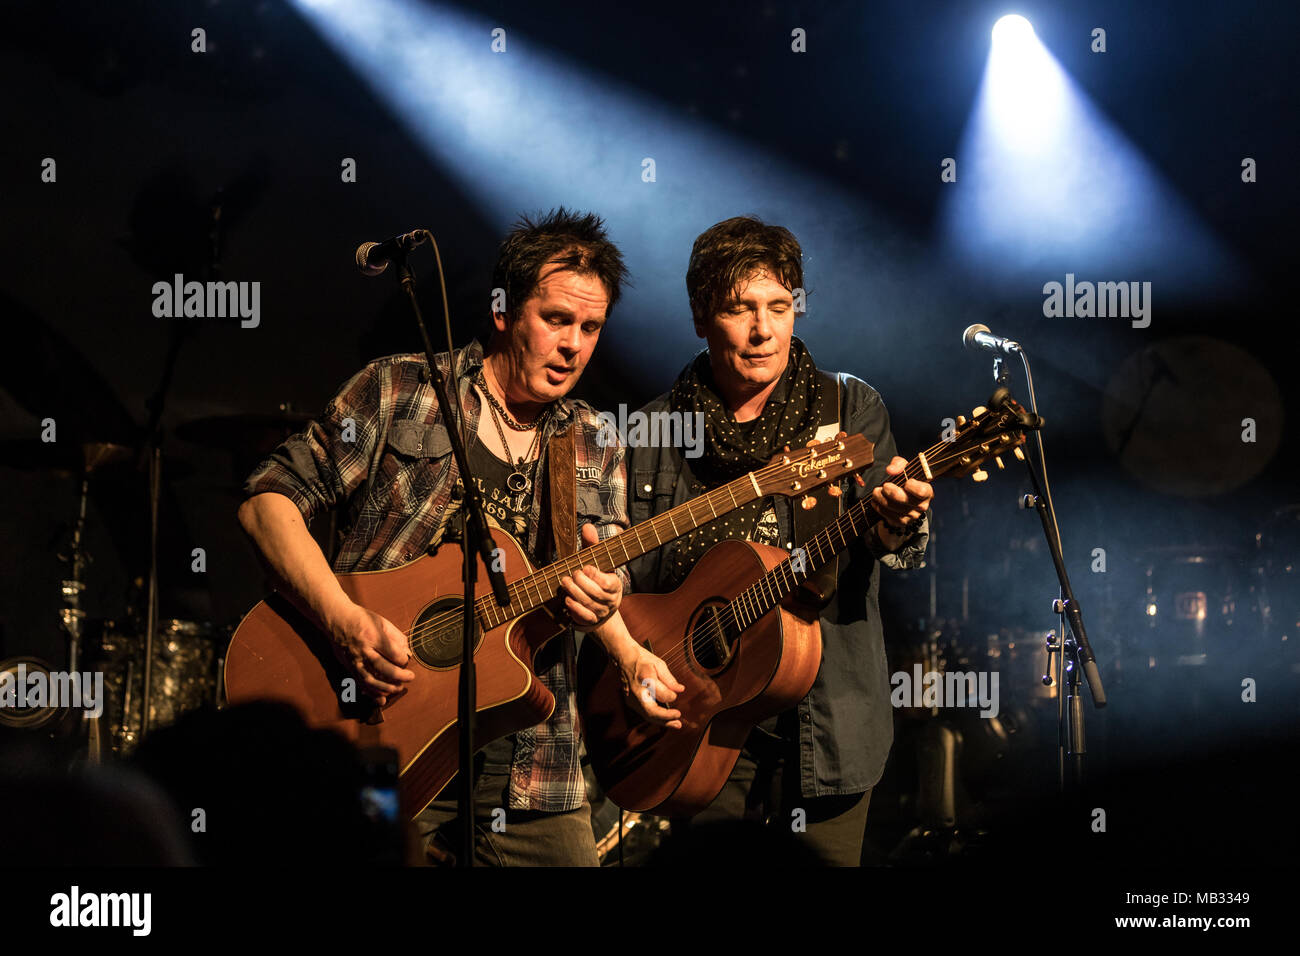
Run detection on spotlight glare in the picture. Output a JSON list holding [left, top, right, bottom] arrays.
[[992, 14, 1035, 48], [943, 7, 1241, 297]]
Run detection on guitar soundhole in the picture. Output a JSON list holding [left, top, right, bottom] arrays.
[[410, 597, 484, 669], [689, 604, 734, 672]]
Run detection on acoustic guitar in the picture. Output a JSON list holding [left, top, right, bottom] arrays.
[[223, 433, 874, 819], [576, 389, 1041, 816]]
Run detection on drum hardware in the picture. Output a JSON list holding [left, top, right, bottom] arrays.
[[56, 443, 133, 675], [982, 627, 1058, 706], [120, 657, 137, 753], [1042, 629, 1058, 690], [1250, 504, 1300, 673], [90, 619, 228, 757], [1140, 546, 1245, 669], [582, 748, 665, 865], [0, 656, 100, 765], [49, 441, 143, 717]]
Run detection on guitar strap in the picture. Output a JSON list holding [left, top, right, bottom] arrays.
[[790, 370, 843, 606], [547, 424, 578, 559]]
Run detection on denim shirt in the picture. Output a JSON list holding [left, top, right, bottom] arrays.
[[625, 370, 929, 797]]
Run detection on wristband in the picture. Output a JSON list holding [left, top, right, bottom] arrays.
[[877, 517, 910, 538]]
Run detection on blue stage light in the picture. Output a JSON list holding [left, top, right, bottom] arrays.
[[284, 0, 913, 369], [942, 15, 1239, 297]]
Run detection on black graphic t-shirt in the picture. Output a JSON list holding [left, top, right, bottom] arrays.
[[461, 433, 540, 773], [457, 433, 538, 542]]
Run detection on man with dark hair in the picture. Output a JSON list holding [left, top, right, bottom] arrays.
[[603, 215, 935, 865], [238, 208, 676, 865]]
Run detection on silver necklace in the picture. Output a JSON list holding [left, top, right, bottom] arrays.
[[477, 368, 544, 431], [479, 380, 546, 495]]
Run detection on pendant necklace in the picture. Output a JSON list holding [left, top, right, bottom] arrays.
[[478, 374, 547, 495]]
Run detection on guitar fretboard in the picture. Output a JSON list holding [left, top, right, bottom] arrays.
[[476, 472, 761, 630], [723, 445, 959, 634]]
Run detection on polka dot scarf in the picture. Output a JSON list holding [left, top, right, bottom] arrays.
[[664, 336, 824, 586]]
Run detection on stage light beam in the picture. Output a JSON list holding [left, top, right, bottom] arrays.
[[986, 15, 1066, 155], [941, 14, 1240, 296]]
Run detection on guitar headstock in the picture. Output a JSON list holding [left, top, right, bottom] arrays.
[[940, 387, 1043, 482], [755, 433, 875, 498]]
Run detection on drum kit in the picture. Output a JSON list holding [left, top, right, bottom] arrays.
[[0, 410, 311, 760], [880, 492, 1297, 861]]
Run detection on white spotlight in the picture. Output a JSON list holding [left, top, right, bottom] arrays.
[[992, 14, 1035, 49]]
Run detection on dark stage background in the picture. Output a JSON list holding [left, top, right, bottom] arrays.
[[2, 0, 1297, 869]]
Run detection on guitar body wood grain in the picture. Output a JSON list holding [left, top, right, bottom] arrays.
[[223, 526, 563, 820], [577, 539, 822, 817]]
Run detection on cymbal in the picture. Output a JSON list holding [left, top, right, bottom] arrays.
[[82, 442, 134, 473], [1102, 337, 1281, 497]]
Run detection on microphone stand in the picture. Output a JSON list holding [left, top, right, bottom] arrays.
[[993, 353, 1107, 793], [136, 192, 225, 741], [137, 324, 191, 744], [384, 235, 510, 867]]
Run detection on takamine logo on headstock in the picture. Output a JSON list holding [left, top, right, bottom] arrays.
[[754, 433, 875, 497]]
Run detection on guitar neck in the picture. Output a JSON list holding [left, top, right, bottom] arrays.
[[726, 448, 951, 632], [476, 469, 765, 629]]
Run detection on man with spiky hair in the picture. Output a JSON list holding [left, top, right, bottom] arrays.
[[239, 208, 676, 865], [608, 216, 935, 865]]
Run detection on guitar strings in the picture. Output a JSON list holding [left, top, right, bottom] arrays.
[[396, 443, 865, 652], [398, 431, 1005, 665], [611, 435, 1017, 679], [402, 435, 976, 657]]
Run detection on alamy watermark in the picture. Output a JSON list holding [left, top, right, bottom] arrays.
[[596, 406, 705, 459], [0, 664, 104, 718], [890, 665, 1000, 718], [50, 886, 151, 936], [1042, 273, 1150, 328], [152, 273, 260, 328]]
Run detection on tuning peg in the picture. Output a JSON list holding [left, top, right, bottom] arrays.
[[1013, 446, 1026, 461], [783, 445, 791, 453], [854, 474, 867, 487], [954, 415, 967, 427], [994, 456, 1005, 470], [805, 439, 817, 448], [971, 469, 989, 482], [828, 485, 842, 497], [801, 495, 817, 510]]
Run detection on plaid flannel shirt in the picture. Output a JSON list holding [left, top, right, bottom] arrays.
[[243, 340, 629, 812]]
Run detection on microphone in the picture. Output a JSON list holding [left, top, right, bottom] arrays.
[[962, 323, 1021, 355], [355, 229, 429, 277]]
